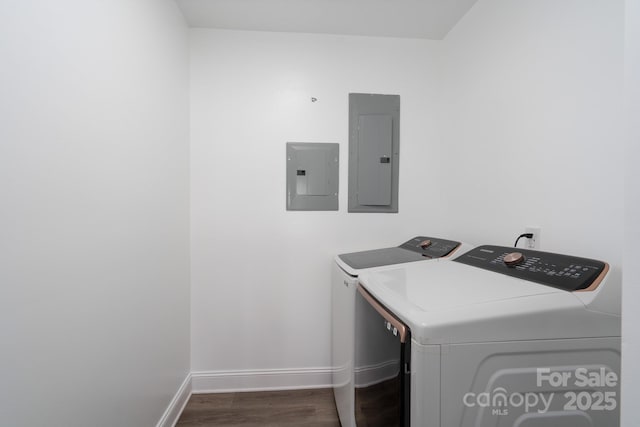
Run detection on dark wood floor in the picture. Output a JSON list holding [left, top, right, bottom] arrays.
[[176, 388, 341, 426]]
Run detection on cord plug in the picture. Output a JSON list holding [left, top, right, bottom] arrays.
[[514, 233, 534, 248]]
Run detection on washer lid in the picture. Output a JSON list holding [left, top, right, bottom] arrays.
[[358, 261, 620, 344], [337, 236, 462, 271], [338, 247, 425, 270], [362, 261, 559, 312]]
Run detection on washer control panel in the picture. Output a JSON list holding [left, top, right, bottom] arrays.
[[453, 245, 607, 291], [399, 236, 461, 258]]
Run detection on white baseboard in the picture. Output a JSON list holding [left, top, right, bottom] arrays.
[[156, 367, 333, 424], [156, 373, 192, 427], [191, 367, 333, 393]]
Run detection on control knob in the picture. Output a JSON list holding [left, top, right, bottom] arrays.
[[504, 252, 525, 267]]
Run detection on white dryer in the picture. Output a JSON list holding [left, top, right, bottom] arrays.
[[332, 237, 473, 427], [357, 245, 621, 427]]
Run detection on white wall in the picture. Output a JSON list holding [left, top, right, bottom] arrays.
[[190, 0, 626, 389], [190, 30, 445, 379], [439, 0, 624, 265], [0, 0, 628, 422], [622, 0, 640, 425], [0, 1, 190, 426], [440, 0, 627, 415]]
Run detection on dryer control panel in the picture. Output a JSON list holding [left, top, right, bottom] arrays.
[[454, 245, 607, 291], [399, 236, 461, 258]]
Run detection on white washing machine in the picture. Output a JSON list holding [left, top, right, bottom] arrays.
[[356, 245, 621, 427], [332, 236, 473, 427]]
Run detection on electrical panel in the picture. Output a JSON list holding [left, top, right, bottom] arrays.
[[348, 93, 400, 213], [286, 142, 339, 211]]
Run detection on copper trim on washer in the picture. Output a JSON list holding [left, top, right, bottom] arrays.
[[444, 242, 462, 258], [575, 262, 610, 292], [357, 285, 408, 343]]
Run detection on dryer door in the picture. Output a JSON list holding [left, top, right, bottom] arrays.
[[355, 284, 411, 427]]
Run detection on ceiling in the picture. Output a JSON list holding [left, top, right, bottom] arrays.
[[175, 0, 479, 40]]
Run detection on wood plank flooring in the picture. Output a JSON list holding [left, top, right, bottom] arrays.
[[176, 388, 341, 426]]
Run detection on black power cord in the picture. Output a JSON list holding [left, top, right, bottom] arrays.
[[514, 233, 534, 248]]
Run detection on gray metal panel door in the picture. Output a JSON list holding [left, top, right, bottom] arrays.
[[357, 114, 392, 206], [295, 148, 329, 196], [348, 93, 400, 213], [286, 142, 339, 211]]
